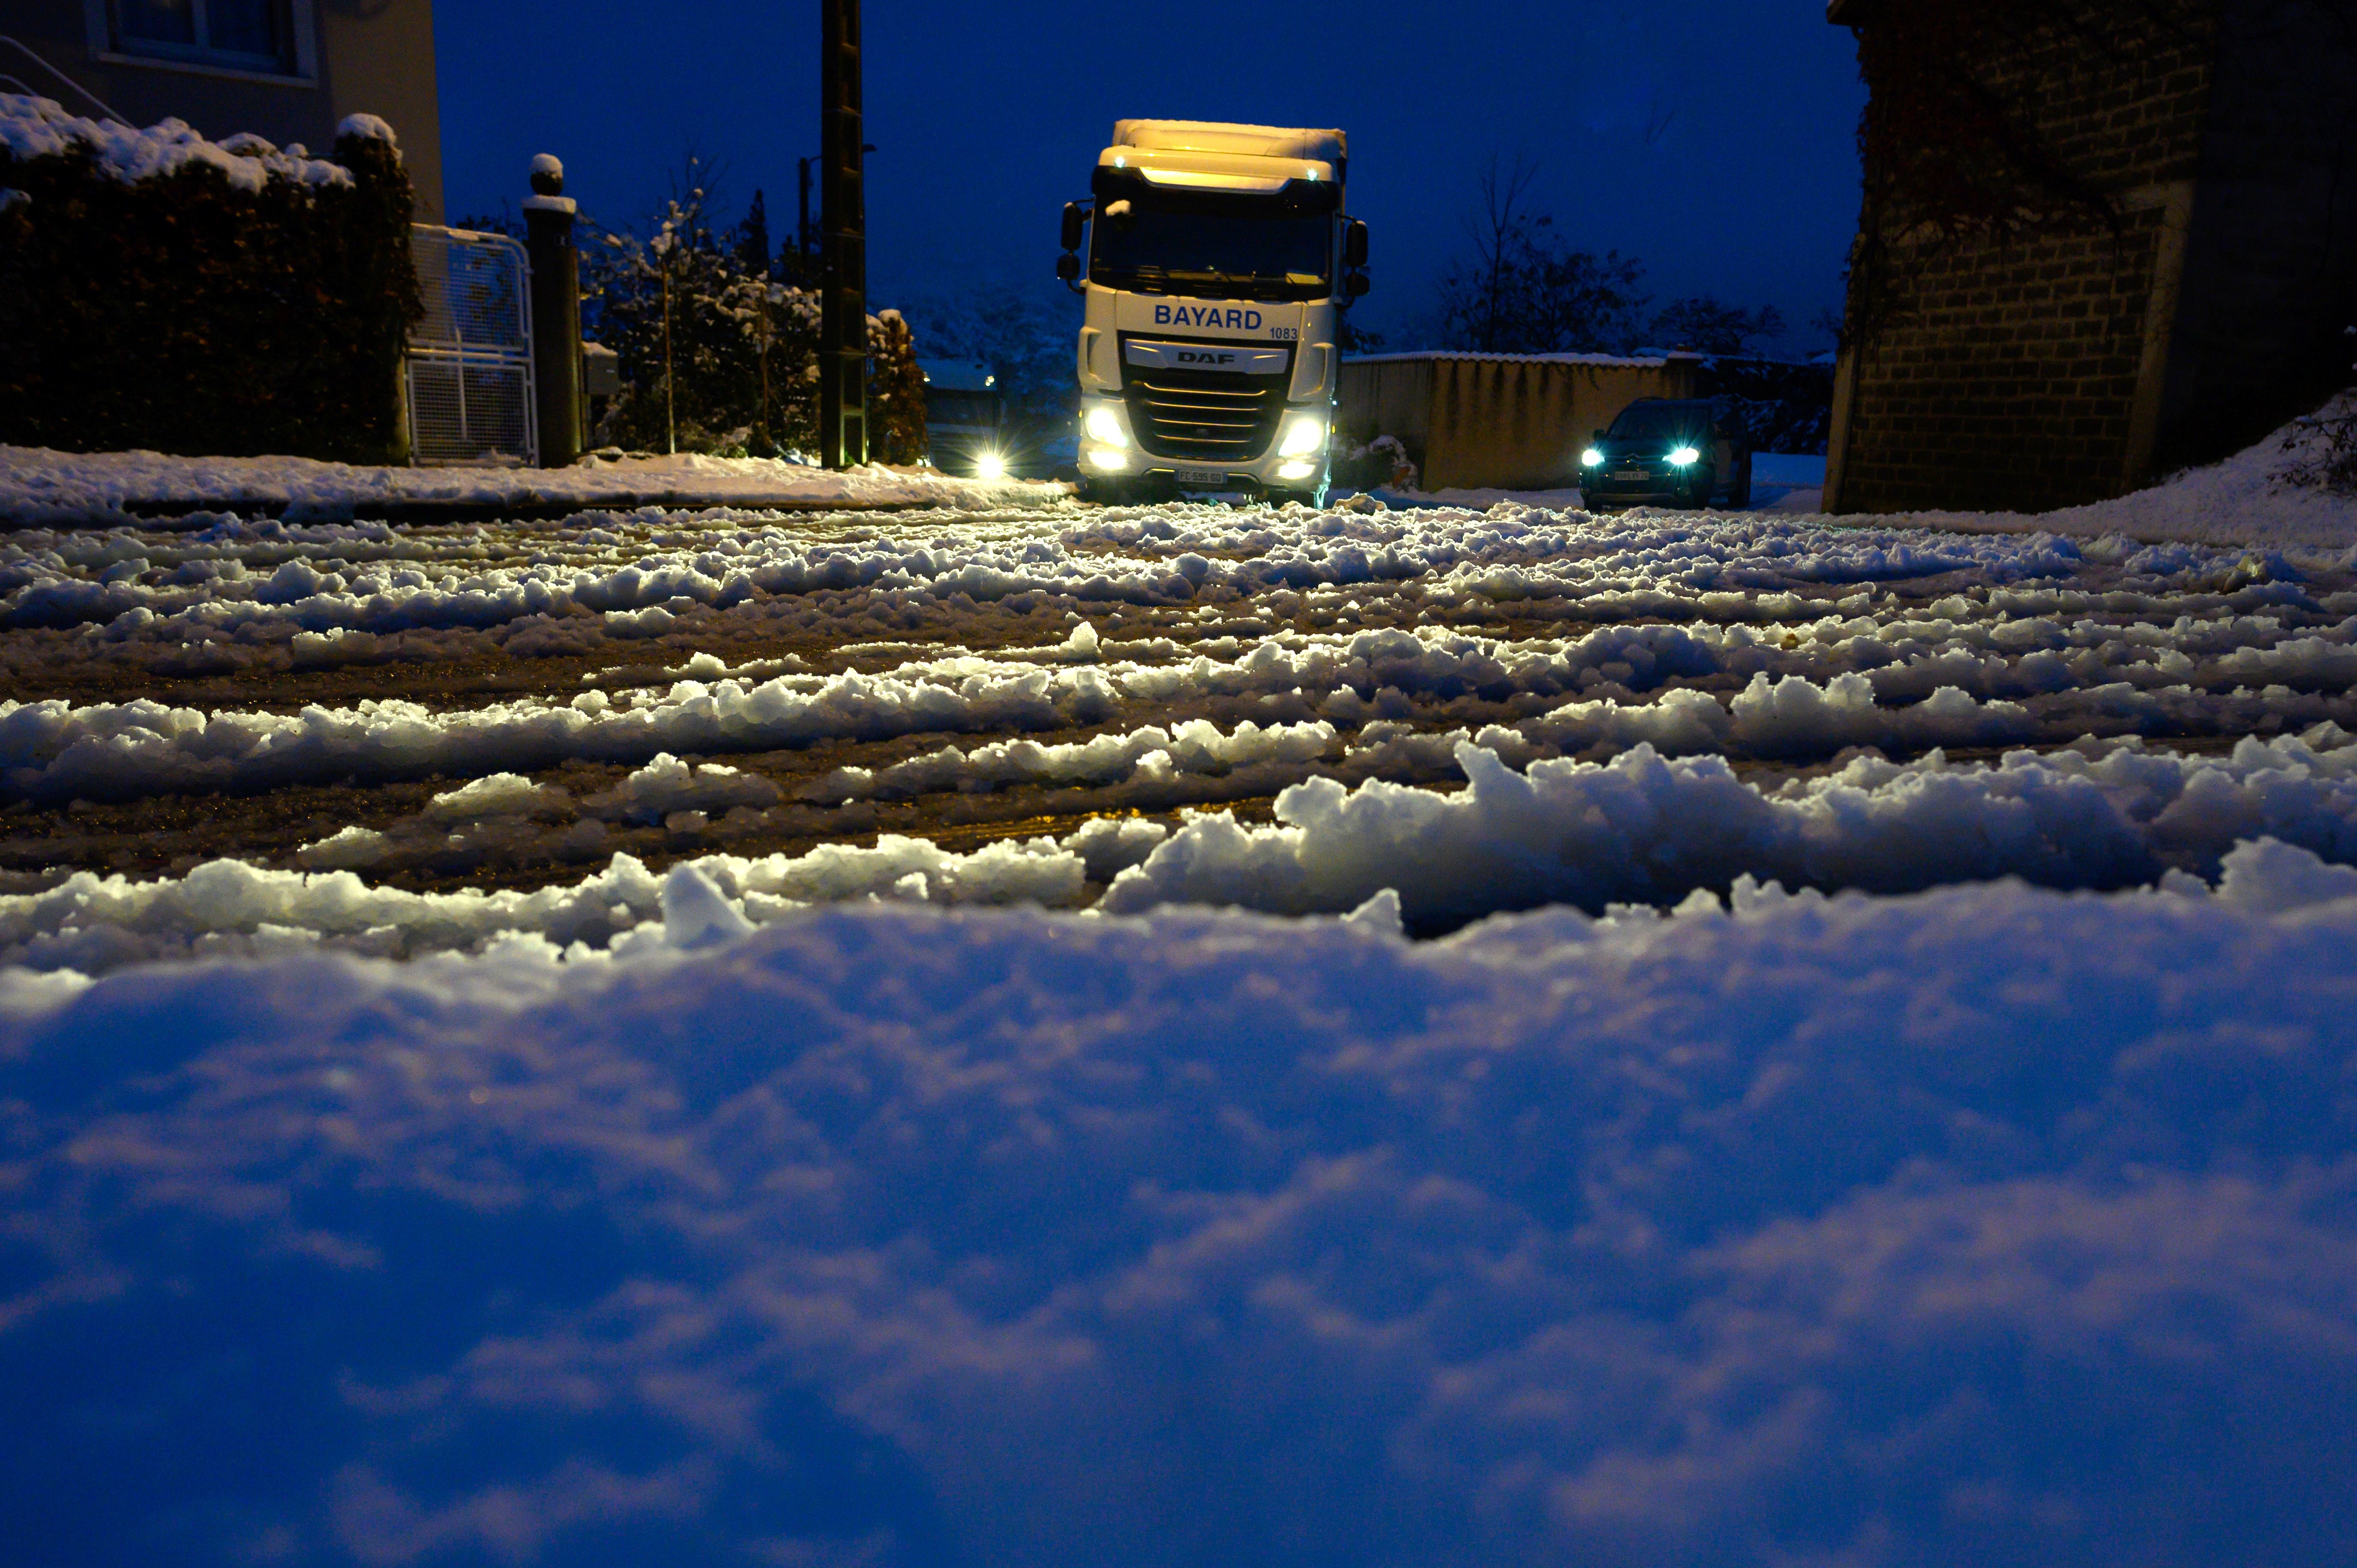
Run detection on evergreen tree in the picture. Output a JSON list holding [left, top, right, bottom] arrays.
[[869, 309, 929, 465], [735, 189, 771, 276]]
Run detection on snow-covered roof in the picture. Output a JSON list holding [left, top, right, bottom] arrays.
[[1113, 120, 1345, 167], [0, 92, 355, 190]]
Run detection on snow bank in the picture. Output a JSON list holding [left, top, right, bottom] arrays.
[[1872, 399, 2357, 548], [1106, 728, 2357, 927], [0, 444, 1065, 519], [13, 729, 2357, 969], [4, 867, 2354, 1565]]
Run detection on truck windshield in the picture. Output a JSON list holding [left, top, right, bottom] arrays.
[[1091, 203, 1332, 301]]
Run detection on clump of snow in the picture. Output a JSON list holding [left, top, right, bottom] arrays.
[[585, 753, 780, 822], [421, 771, 570, 821], [336, 113, 398, 147]]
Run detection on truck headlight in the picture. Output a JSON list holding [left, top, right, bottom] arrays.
[[1085, 405, 1128, 448], [1669, 446, 1700, 466], [1581, 448, 1604, 468], [1277, 414, 1327, 459]]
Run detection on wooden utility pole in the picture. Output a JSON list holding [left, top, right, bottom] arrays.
[[818, 0, 867, 468]]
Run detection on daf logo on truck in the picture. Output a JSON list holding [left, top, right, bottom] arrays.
[[1058, 119, 1373, 506]]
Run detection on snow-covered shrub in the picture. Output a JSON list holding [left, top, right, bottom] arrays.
[[0, 95, 419, 463], [2279, 333, 2357, 495], [582, 179, 927, 461]]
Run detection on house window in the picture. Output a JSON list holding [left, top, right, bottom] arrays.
[[111, 0, 297, 74]]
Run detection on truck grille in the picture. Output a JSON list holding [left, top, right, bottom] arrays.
[[1123, 363, 1289, 464]]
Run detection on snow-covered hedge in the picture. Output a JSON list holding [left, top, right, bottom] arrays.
[[0, 96, 419, 463]]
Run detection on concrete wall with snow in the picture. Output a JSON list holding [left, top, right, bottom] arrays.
[[1339, 353, 1699, 491]]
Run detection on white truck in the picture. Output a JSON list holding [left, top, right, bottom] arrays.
[[1056, 120, 1369, 504]]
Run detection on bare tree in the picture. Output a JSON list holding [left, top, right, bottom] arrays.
[[1648, 296, 1789, 356], [1434, 154, 1650, 355], [1463, 152, 1542, 354]]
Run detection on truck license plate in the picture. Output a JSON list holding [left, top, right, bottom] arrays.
[[1176, 469, 1227, 486]]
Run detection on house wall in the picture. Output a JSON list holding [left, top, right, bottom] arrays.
[[1830, 0, 2220, 514], [1338, 354, 1697, 492], [0, 0, 442, 218]]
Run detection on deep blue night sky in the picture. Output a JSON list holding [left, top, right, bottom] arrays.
[[433, 1, 1866, 354]]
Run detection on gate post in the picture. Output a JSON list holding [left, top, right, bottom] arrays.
[[524, 154, 584, 468], [818, 0, 868, 469]]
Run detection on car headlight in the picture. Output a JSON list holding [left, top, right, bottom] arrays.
[[1086, 449, 1127, 471], [1581, 448, 1604, 468], [976, 452, 1008, 480], [1669, 446, 1700, 466], [1276, 460, 1316, 480], [1084, 405, 1128, 448], [1277, 413, 1327, 459]]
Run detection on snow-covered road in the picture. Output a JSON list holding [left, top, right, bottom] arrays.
[[6, 476, 2357, 962], [7, 424, 2357, 1565]]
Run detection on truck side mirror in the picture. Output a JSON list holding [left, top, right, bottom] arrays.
[[1345, 271, 1370, 299], [1055, 252, 1080, 282], [1060, 202, 1086, 252], [1343, 219, 1368, 270]]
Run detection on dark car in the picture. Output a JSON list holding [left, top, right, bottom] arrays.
[[1578, 399, 1752, 511]]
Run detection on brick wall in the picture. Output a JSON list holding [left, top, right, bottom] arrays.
[[1843, 211, 2170, 512], [1835, 0, 2220, 514]]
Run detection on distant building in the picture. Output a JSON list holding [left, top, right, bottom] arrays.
[[1825, 0, 2357, 515], [0, 0, 444, 219]]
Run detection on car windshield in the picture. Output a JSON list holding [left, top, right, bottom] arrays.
[[926, 390, 1000, 427], [1091, 199, 1332, 301], [1607, 405, 1709, 443]]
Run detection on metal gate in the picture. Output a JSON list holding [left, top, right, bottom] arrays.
[[405, 225, 537, 466]]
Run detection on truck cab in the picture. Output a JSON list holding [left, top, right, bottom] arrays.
[[1057, 120, 1368, 504]]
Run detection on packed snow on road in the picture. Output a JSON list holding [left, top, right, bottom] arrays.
[[6, 420, 2357, 1565]]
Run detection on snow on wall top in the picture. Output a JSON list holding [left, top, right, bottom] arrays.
[[0, 93, 354, 191], [1344, 350, 1682, 369], [1113, 119, 1346, 166]]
